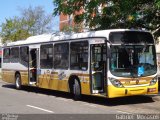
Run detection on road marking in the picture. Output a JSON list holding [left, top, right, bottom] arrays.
[[55, 97, 71, 102], [117, 110, 131, 114], [82, 103, 97, 108], [26, 105, 54, 113]]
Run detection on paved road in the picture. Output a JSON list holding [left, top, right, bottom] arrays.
[[0, 80, 160, 119]]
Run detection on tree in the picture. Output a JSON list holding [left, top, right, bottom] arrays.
[[0, 6, 53, 43], [20, 6, 53, 35], [53, 0, 160, 40], [0, 17, 31, 42]]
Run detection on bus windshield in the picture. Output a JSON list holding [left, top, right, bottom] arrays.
[[110, 45, 157, 77]]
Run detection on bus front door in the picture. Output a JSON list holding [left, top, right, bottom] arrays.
[[90, 44, 107, 94], [29, 48, 39, 85]]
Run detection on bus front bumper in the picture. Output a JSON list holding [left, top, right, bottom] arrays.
[[107, 83, 158, 98]]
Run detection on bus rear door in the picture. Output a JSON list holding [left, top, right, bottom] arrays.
[[29, 47, 39, 85]]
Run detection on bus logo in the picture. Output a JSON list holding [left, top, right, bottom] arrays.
[[136, 79, 139, 85]]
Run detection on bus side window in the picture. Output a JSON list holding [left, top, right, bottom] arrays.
[[40, 44, 53, 69], [54, 43, 69, 69], [10, 47, 19, 63], [3, 48, 10, 63], [20, 46, 29, 67], [70, 41, 88, 70]]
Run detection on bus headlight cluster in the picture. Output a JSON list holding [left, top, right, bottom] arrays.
[[150, 77, 157, 86], [109, 77, 124, 88]]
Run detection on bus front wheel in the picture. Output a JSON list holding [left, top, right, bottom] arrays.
[[15, 74, 22, 90]]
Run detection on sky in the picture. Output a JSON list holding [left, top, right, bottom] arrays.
[[0, 0, 59, 31]]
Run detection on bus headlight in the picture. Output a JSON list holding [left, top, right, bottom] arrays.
[[150, 77, 157, 86], [109, 77, 124, 88]]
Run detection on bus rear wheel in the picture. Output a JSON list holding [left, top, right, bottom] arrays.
[[15, 74, 22, 90], [73, 79, 81, 100]]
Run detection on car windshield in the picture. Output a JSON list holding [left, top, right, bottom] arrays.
[[110, 45, 157, 77]]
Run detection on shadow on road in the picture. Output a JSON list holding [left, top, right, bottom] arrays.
[[2, 84, 157, 107]]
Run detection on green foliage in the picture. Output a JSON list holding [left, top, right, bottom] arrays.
[[156, 0, 160, 8], [0, 17, 30, 43], [0, 6, 53, 43], [53, 0, 160, 40]]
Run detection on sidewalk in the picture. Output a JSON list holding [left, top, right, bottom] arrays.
[[149, 92, 160, 101]]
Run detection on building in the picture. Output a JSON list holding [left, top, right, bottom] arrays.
[[59, 12, 83, 32], [59, 0, 85, 32], [59, 1, 106, 32], [59, 13, 70, 31]]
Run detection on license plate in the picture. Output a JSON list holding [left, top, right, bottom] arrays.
[[148, 88, 156, 92]]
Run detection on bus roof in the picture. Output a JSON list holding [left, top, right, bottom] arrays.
[[3, 29, 149, 47]]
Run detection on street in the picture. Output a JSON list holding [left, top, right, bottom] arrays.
[[0, 79, 160, 119]]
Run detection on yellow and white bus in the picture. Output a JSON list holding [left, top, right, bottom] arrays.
[[2, 29, 158, 99]]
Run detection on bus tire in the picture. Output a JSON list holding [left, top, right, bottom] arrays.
[[73, 79, 81, 100], [15, 74, 22, 90]]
